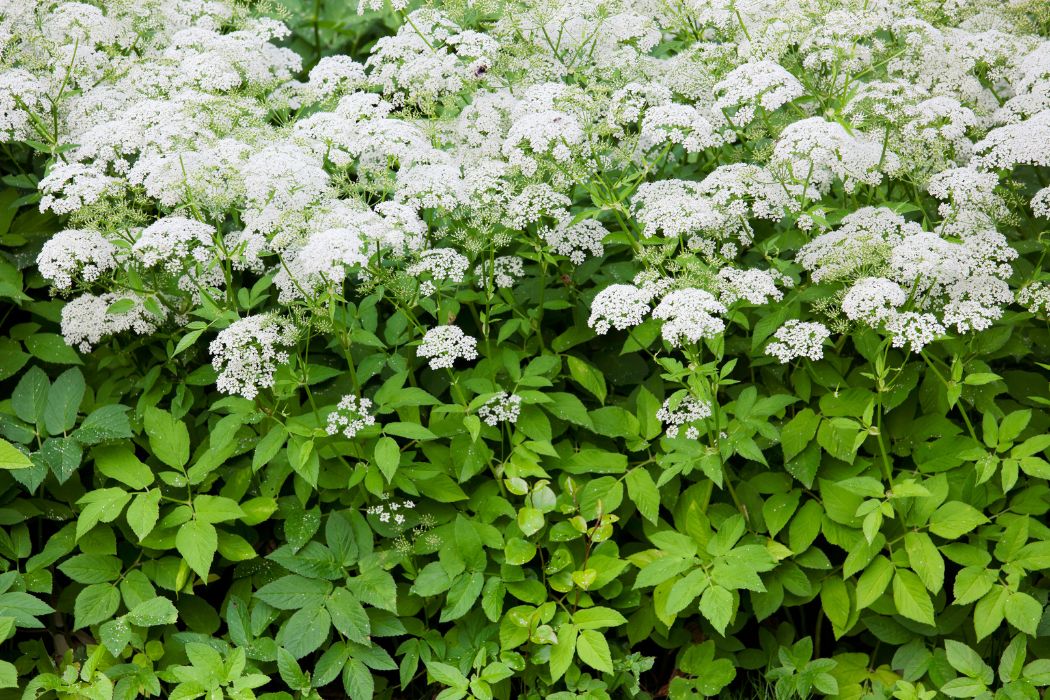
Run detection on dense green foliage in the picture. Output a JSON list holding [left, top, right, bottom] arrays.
[[3, 1, 1050, 699]]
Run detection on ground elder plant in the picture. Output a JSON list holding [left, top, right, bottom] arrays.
[[3, 0, 1050, 698]]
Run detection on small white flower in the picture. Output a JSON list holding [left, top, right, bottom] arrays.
[[408, 248, 470, 296], [418, 325, 478, 370], [765, 321, 830, 363], [478, 393, 522, 426], [842, 277, 907, 325], [37, 229, 118, 290], [475, 256, 525, 289], [717, 268, 784, 305], [651, 289, 727, 347], [884, 312, 945, 352], [588, 284, 650, 335], [657, 396, 712, 439], [326, 395, 377, 439], [210, 314, 297, 400], [542, 219, 606, 264]]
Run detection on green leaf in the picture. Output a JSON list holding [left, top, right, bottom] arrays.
[[193, 495, 245, 524], [76, 488, 131, 540], [253, 425, 287, 471], [426, 661, 469, 690], [440, 572, 484, 622], [313, 643, 350, 688], [762, 491, 800, 538], [12, 366, 49, 425], [550, 623, 577, 681], [567, 356, 607, 403], [625, 468, 660, 524], [0, 591, 52, 628], [699, 585, 733, 635], [348, 567, 397, 612], [127, 597, 178, 626], [277, 647, 310, 690], [256, 576, 332, 610], [0, 339, 29, 382], [575, 629, 613, 674], [781, 408, 820, 462], [277, 605, 332, 659], [1004, 591, 1042, 636], [820, 577, 852, 639], [93, 445, 153, 489], [176, 520, 217, 579], [544, 392, 594, 429], [953, 567, 996, 606], [892, 570, 935, 626], [73, 405, 133, 444], [573, 606, 628, 629], [929, 502, 988, 539], [856, 556, 893, 610], [1023, 659, 1050, 685], [945, 639, 993, 680], [974, 586, 1007, 641], [126, 490, 160, 542], [43, 368, 84, 435], [342, 657, 374, 700], [73, 583, 120, 630], [57, 554, 121, 584], [0, 660, 17, 689], [144, 407, 190, 469], [26, 333, 82, 365], [374, 436, 400, 482], [817, 417, 864, 463], [0, 439, 31, 470], [327, 588, 370, 644], [999, 634, 1027, 684], [904, 532, 944, 593], [382, 422, 437, 440]]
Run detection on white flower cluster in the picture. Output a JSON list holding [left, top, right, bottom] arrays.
[[132, 217, 216, 273], [772, 118, 899, 193], [407, 249, 470, 297], [7, 0, 1050, 395], [475, 257, 525, 290], [766, 321, 831, 364], [274, 227, 370, 303], [60, 293, 165, 353], [717, 268, 785, 306], [418, 325, 478, 370], [588, 285, 651, 336], [541, 220, 607, 265], [366, 498, 415, 526], [714, 60, 805, 127], [651, 289, 727, 348], [477, 393, 522, 426], [656, 396, 712, 440], [326, 395, 377, 439], [209, 315, 296, 400], [38, 229, 118, 290]]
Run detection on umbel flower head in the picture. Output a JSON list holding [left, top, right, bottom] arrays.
[[326, 395, 377, 439], [766, 321, 831, 363], [651, 289, 727, 347], [210, 314, 297, 400], [418, 325, 478, 370]]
